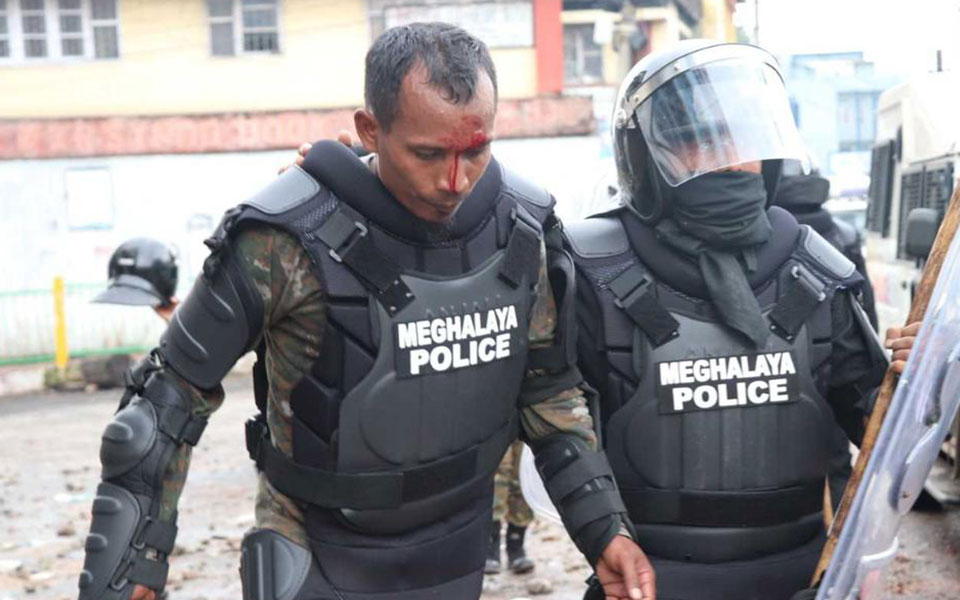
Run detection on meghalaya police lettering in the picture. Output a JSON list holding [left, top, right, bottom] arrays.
[[395, 305, 521, 377], [657, 351, 800, 414]]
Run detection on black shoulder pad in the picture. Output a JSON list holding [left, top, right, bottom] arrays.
[[242, 165, 320, 216], [563, 216, 630, 259], [501, 165, 555, 224], [798, 225, 857, 281], [159, 249, 264, 389]]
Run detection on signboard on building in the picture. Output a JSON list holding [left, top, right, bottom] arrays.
[[383, 2, 534, 48]]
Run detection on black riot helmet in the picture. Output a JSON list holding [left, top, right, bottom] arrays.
[[611, 39, 808, 223], [93, 238, 178, 307]]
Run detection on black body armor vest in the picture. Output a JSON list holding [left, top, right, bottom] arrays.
[[227, 142, 553, 598], [567, 206, 862, 565]]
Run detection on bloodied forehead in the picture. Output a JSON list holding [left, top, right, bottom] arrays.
[[393, 62, 496, 145]]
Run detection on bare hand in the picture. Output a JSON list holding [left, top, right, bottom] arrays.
[[153, 297, 179, 324], [885, 321, 921, 374], [130, 584, 157, 600], [277, 131, 355, 175], [594, 535, 656, 599]]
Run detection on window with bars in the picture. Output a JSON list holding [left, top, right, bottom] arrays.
[[22, 0, 45, 58], [0, 2, 9, 58], [0, 0, 118, 61], [59, 0, 84, 57], [90, 0, 117, 58], [207, 0, 279, 57], [563, 23, 604, 85]]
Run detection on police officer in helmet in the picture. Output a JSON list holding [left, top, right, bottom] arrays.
[[93, 238, 179, 321], [774, 161, 880, 513], [774, 161, 878, 329], [566, 40, 915, 599]]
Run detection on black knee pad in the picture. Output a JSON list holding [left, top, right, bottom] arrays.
[[240, 530, 313, 600]]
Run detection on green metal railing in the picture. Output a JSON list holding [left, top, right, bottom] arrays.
[[0, 281, 163, 366]]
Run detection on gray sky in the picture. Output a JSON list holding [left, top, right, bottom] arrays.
[[734, 0, 960, 75]]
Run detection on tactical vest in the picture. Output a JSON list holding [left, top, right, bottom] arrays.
[[226, 142, 553, 598], [567, 206, 861, 564]]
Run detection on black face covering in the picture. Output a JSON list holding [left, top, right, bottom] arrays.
[[655, 171, 772, 348]]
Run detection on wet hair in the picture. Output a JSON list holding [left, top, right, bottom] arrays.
[[365, 22, 498, 130]]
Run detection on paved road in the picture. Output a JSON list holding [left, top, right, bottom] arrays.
[[0, 378, 956, 599]]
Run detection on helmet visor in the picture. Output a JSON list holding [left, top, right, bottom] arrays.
[[634, 58, 807, 187]]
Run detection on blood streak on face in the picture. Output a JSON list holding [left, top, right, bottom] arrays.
[[441, 117, 489, 193]]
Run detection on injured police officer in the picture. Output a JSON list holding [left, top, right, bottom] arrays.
[[565, 40, 918, 600], [74, 22, 656, 600]]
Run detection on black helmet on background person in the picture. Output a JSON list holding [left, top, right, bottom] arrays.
[[611, 39, 808, 223], [775, 158, 831, 211], [92, 238, 178, 307]]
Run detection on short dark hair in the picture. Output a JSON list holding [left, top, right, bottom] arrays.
[[365, 22, 498, 130]]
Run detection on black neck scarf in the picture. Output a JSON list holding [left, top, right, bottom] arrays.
[[654, 171, 772, 348]]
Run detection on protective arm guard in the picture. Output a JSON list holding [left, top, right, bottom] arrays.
[[833, 291, 890, 445], [78, 243, 264, 599], [530, 434, 633, 566], [77, 368, 207, 599]]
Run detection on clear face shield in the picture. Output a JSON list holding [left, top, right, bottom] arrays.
[[626, 56, 809, 187]]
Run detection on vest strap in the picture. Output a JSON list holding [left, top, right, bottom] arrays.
[[769, 262, 828, 341], [608, 264, 679, 347], [315, 205, 415, 316], [621, 479, 824, 528], [247, 415, 518, 510], [499, 209, 542, 288]]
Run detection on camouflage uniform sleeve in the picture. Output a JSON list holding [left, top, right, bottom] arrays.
[[239, 226, 325, 547], [519, 242, 597, 451], [156, 225, 324, 555]]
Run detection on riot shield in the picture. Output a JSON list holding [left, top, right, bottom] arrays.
[[816, 231, 960, 600]]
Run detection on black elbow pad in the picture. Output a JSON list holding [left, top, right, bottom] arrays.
[[160, 247, 263, 390], [79, 371, 206, 599]]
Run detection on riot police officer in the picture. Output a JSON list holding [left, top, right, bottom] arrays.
[[774, 163, 878, 328], [565, 40, 903, 600], [774, 163, 879, 512], [75, 23, 654, 600]]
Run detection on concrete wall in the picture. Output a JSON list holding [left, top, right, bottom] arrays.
[[0, 134, 613, 360]]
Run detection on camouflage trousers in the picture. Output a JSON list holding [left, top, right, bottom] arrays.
[[492, 440, 534, 527]]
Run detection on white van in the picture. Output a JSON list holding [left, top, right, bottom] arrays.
[[865, 71, 960, 503]]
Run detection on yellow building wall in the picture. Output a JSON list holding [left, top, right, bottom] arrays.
[[700, 0, 737, 42], [491, 47, 538, 99], [0, 0, 537, 119], [638, 6, 687, 53]]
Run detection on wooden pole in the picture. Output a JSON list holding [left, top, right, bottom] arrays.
[[811, 185, 960, 585]]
